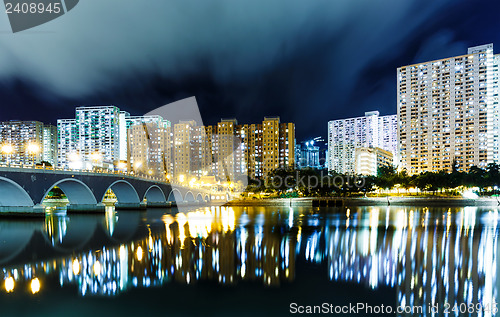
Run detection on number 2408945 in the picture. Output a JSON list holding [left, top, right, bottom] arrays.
[[5, 2, 62, 14]]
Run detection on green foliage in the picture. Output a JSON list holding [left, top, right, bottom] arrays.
[[245, 163, 500, 197]]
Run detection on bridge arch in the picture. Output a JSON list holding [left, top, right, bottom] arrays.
[[42, 178, 97, 205], [144, 185, 166, 203], [205, 194, 210, 202], [167, 188, 183, 202], [196, 193, 204, 202], [185, 191, 195, 202], [0, 176, 33, 207], [103, 180, 141, 204]]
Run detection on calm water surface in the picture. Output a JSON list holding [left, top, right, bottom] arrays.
[[0, 205, 498, 316]]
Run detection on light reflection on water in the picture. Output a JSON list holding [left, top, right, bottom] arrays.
[[0, 206, 498, 316]]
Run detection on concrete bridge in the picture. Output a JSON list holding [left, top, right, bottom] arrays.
[[0, 166, 214, 214]]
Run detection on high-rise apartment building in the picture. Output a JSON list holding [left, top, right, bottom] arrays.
[[58, 106, 171, 171], [238, 117, 294, 179], [42, 124, 58, 166], [354, 147, 393, 176], [57, 119, 78, 168], [58, 106, 122, 169], [398, 44, 500, 174], [173, 120, 197, 180], [244, 123, 263, 178], [171, 117, 295, 180], [127, 121, 171, 177], [0, 121, 57, 166], [327, 111, 397, 174]]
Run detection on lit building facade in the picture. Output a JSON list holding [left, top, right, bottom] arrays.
[[354, 147, 393, 176], [58, 106, 172, 171], [328, 111, 397, 174], [58, 106, 122, 169], [0, 121, 57, 166], [42, 124, 58, 166], [167, 117, 295, 181], [239, 117, 294, 179], [173, 120, 197, 180], [127, 121, 171, 177], [398, 44, 500, 174]]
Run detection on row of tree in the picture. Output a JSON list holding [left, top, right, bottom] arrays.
[[375, 163, 500, 194], [244, 163, 500, 197]]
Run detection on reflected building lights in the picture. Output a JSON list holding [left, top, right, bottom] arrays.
[[0, 205, 497, 311]]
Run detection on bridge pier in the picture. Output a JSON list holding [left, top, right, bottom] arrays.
[[115, 202, 147, 210], [146, 201, 173, 208], [0, 205, 45, 216], [67, 203, 106, 213]]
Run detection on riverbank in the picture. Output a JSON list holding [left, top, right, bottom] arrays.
[[226, 196, 500, 207]]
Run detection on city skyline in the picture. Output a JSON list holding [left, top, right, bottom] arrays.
[[1, 1, 500, 140]]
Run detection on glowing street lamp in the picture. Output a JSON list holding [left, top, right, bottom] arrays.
[[1, 144, 14, 155], [1, 144, 14, 165], [27, 142, 40, 166], [27, 142, 40, 154], [91, 152, 102, 161], [69, 152, 80, 162], [117, 161, 127, 170], [68, 152, 82, 170]]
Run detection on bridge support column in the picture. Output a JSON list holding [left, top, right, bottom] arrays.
[[67, 203, 106, 213], [115, 202, 147, 210], [146, 201, 173, 208], [0, 205, 45, 216]]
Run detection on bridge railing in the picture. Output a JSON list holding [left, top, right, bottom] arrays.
[[0, 163, 170, 184], [0, 163, 214, 194]]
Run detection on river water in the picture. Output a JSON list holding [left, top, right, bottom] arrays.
[[0, 205, 498, 316]]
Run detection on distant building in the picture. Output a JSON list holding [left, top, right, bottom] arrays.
[[296, 137, 327, 169], [127, 120, 171, 177], [327, 111, 397, 174], [42, 124, 58, 166], [173, 120, 197, 180], [398, 43, 500, 174], [0, 121, 57, 166], [354, 147, 393, 176], [172, 117, 295, 180]]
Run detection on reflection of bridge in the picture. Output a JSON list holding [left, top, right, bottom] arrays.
[[0, 167, 212, 213], [0, 206, 297, 296]]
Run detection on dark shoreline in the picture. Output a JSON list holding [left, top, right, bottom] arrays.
[[226, 197, 500, 207]]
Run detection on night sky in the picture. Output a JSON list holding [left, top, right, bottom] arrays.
[[1, 0, 500, 141]]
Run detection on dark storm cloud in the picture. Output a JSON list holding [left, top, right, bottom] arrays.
[[0, 0, 499, 139]]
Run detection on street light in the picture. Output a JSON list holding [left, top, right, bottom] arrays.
[[68, 152, 82, 170], [1, 144, 14, 166], [27, 142, 40, 154], [27, 142, 40, 166], [2, 144, 13, 155]]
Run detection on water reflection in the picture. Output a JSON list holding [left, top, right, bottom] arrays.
[[0, 206, 498, 316]]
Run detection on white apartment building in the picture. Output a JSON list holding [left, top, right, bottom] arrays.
[[58, 106, 171, 170], [354, 147, 393, 176], [328, 111, 397, 174], [398, 44, 500, 174], [58, 106, 121, 169], [0, 121, 57, 166]]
